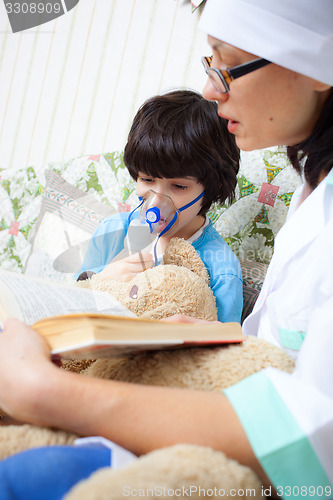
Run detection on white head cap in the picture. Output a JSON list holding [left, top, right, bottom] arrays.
[[199, 0, 333, 86]]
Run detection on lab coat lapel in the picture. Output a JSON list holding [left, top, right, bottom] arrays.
[[244, 171, 333, 331], [271, 177, 328, 271], [253, 177, 330, 311]]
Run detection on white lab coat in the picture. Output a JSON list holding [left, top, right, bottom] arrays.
[[230, 170, 333, 488], [244, 170, 333, 359]]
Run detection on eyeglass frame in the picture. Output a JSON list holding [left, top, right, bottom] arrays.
[[201, 56, 271, 94]]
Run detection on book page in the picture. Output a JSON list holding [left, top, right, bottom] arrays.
[[0, 271, 135, 326]]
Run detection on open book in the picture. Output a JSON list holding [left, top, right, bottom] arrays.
[[0, 270, 245, 359]]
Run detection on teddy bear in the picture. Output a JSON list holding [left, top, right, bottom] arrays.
[[0, 238, 295, 499], [76, 236, 218, 321]]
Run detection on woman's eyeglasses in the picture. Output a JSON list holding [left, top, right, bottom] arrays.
[[201, 56, 271, 93]]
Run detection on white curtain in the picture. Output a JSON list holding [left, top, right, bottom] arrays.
[[0, 0, 209, 169]]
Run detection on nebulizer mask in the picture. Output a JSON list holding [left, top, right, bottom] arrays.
[[124, 188, 205, 265]]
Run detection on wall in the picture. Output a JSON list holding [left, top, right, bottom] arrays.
[[0, 0, 209, 170]]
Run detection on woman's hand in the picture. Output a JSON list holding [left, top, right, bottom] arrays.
[[0, 318, 56, 422], [99, 252, 154, 282]]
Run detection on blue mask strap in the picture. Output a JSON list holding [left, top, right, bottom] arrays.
[[178, 190, 205, 213], [153, 240, 159, 267], [127, 197, 144, 225]]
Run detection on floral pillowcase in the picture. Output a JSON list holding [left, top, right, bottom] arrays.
[[0, 152, 136, 275], [208, 147, 302, 264]]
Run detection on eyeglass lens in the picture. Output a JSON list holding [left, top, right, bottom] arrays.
[[207, 69, 227, 93]]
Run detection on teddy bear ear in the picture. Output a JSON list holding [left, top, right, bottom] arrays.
[[162, 237, 210, 284]]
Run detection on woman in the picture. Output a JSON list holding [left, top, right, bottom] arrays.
[[0, 0, 332, 496], [200, 0, 333, 360]]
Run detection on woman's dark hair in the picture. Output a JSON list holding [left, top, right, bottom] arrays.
[[124, 90, 240, 215], [287, 89, 333, 188]]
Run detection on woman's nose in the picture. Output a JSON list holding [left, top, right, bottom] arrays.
[[202, 78, 229, 104]]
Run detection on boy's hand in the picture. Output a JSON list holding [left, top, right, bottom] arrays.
[[99, 252, 154, 282]]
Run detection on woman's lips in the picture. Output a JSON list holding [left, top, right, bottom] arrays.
[[219, 113, 239, 134], [227, 119, 239, 134]]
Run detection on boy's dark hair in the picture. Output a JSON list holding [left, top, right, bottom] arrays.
[[124, 90, 240, 216], [287, 89, 333, 188]]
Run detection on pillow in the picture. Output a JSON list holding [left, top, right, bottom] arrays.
[[0, 152, 137, 275], [209, 147, 302, 264], [0, 166, 44, 273], [24, 170, 116, 281]]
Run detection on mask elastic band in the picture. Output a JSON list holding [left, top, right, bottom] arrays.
[[178, 190, 205, 212], [127, 197, 144, 225]]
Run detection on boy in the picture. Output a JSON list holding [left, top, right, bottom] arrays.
[[79, 90, 242, 322]]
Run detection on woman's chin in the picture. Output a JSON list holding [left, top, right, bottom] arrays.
[[235, 136, 277, 152]]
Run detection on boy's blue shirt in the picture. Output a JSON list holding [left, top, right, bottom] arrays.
[[78, 212, 243, 323]]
